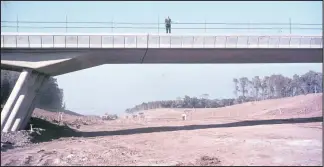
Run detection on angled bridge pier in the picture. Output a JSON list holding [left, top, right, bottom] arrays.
[[1, 69, 48, 132]]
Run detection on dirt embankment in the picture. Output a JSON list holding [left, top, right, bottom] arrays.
[[1, 108, 106, 151], [31, 109, 104, 128]]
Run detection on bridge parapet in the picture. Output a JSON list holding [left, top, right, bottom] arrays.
[[1, 33, 322, 49]]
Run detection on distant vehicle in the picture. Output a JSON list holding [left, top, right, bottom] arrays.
[[101, 114, 118, 120]]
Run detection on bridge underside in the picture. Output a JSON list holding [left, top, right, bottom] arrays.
[[1, 48, 323, 76]]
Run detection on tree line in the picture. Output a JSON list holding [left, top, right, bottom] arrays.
[[1, 70, 65, 111], [125, 70, 322, 113]]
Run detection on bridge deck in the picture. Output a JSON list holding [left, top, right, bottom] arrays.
[[1, 33, 322, 49], [1, 33, 322, 76]]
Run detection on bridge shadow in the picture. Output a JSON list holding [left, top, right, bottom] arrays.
[[79, 116, 322, 138], [26, 116, 322, 144], [27, 117, 81, 143]]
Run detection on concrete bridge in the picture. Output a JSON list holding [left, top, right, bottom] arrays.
[[1, 32, 323, 132]]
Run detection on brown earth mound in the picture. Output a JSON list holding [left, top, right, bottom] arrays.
[[31, 108, 104, 129]]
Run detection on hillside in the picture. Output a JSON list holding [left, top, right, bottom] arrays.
[[123, 93, 322, 121], [62, 109, 84, 117]]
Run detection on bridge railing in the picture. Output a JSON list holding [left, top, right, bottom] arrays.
[[1, 34, 322, 48], [1, 20, 322, 34]]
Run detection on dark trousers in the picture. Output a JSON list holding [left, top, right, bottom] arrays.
[[166, 25, 171, 33]]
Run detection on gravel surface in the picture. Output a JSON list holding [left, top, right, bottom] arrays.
[[1, 130, 35, 151]]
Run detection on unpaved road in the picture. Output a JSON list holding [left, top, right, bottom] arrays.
[[1, 94, 323, 166]]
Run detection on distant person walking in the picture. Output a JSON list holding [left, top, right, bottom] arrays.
[[165, 16, 172, 34]]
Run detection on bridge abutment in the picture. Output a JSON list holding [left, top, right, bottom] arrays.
[[1, 69, 48, 132]]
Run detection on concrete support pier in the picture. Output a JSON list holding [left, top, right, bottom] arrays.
[[1, 69, 47, 132]]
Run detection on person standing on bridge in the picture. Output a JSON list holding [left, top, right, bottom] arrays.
[[165, 16, 172, 34]]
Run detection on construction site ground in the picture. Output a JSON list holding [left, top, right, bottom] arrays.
[[1, 94, 322, 166]]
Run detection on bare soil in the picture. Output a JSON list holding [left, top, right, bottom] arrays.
[[1, 93, 322, 166]]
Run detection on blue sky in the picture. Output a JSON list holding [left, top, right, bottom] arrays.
[[1, 1, 322, 34], [1, 1, 322, 115]]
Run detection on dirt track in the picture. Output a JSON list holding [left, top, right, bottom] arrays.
[[1, 94, 323, 166]]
